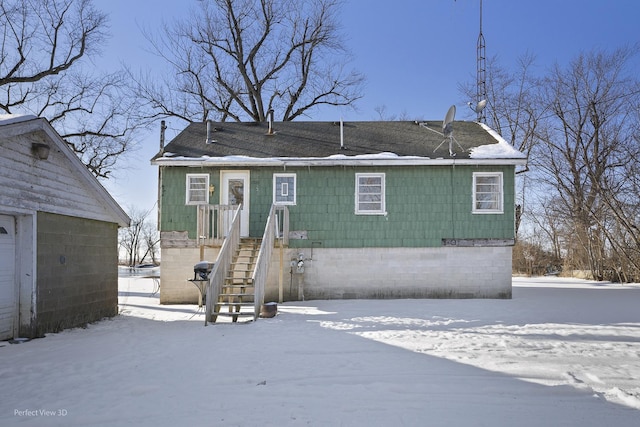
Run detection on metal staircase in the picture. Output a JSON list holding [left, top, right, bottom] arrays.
[[210, 238, 260, 323]]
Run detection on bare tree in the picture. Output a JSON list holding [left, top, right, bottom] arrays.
[[464, 47, 640, 281], [0, 0, 143, 178], [141, 221, 160, 265], [460, 53, 542, 160], [533, 47, 640, 280], [373, 105, 397, 121], [459, 54, 541, 237], [132, 0, 364, 123], [485, 53, 542, 162], [119, 206, 159, 266]]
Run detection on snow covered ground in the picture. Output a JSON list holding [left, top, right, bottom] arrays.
[[1, 275, 639, 426]]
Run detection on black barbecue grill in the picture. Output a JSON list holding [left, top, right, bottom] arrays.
[[193, 261, 214, 280], [189, 261, 214, 308]]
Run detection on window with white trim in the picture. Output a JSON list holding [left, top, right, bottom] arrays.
[[273, 173, 296, 205], [355, 173, 385, 214], [186, 173, 209, 205], [473, 172, 503, 213]]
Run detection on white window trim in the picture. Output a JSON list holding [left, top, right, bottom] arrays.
[[273, 173, 297, 205], [472, 172, 503, 214], [355, 173, 386, 215], [186, 173, 210, 205]]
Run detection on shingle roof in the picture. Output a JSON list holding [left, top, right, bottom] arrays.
[[152, 120, 525, 164]]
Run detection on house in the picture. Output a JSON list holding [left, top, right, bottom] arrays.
[[151, 116, 527, 319], [0, 115, 130, 340]]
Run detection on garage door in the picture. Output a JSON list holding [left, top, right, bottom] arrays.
[[0, 215, 16, 340]]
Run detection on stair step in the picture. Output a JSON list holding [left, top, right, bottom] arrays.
[[225, 277, 254, 282], [218, 300, 255, 305], [217, 296, 255, 302], [222, 289, 253, 295], [214, 303, 255, 313], [216, 302, 254, 307], [228, 271, 253, 277], [208, 237, 262, 323], [225, 283, 253, 288], [223, 287, 254, 293], [230, 263, 255, 269], [219, 294, 253, 299], [212, 311, 255, 316], [211, 312, 255, 322], [230, 260, 255, 266]]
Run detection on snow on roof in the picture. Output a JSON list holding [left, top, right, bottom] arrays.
[[154, 120, 528, 164], [470, 123, 527, 160], [154, 124, 528, 166], [158, 152, 414, 161], [157, 147, 527, 164], [0, 114, 38, 126], [157, 153, 426, 163], [326, 152, 418, 160]]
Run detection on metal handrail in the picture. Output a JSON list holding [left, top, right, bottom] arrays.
[[204, 204, 242, 325]]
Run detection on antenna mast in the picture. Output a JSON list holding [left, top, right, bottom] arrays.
[[476, 0, 487, 123]]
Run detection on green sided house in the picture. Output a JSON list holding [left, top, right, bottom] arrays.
[[151, 117, 526, 322]]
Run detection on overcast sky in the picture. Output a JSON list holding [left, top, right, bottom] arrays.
[[98, 0, 640, 214]]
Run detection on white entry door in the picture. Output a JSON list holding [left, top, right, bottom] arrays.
[[221, 171, 250, 237], [0, 215, 16, 340]]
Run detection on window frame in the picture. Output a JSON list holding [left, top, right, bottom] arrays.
[[472, 172, 504, 214], [355, 173, 386, 215], [185, 173, 210, 205], [273, 173, 297, 206]]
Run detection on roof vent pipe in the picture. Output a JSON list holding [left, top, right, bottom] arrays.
[[340, 118, 345, 150], [267, 109, 274, 135], [160, 120, 166, 153], [206, 119, 215, 144]]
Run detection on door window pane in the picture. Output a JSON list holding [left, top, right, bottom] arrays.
[[228, 179, 244, 206]]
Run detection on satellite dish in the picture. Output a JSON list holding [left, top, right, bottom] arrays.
[[467, 99, 487, 114], [468, 99, 488, 124], [442, 105, 456, 136], [475, 99, 487, 113], [434, 104, 464, 157]]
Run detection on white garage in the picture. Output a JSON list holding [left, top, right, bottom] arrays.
[[0, 214, 16, 340], [0, 114, 129, 339]]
